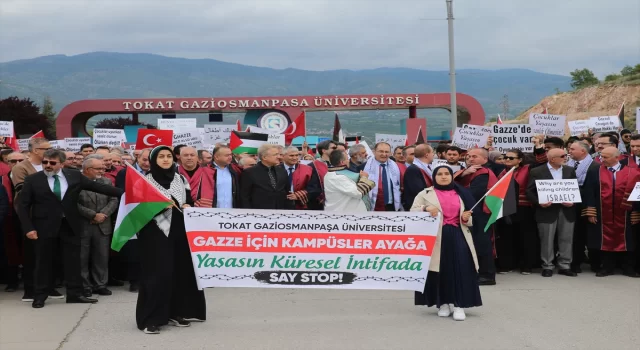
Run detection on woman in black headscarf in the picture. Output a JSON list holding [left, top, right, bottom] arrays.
[[136, 146, 206, 334], [411, 165, 482, 321]]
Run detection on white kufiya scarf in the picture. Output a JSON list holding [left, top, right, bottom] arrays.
[[363, 158, 402, 211]]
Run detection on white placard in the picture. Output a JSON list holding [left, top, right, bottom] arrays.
[[0, 121, 14, 137], [431, 159, 461, 172], [589, 116, 620, 133], [267, 134, 285, 146], [528, 113, 567, 137], [535, 179, 582, 203], [375, 134, 407, 150], [18, 139, 29, 151], [93, 129, 127, 147], [49, 140, 67, 150], [452, 124, 491, 150], [203, 124, 236, 144], [636, 108, 640, 132], [64, 137, 92, 152], [157, 118, 197, 130], [568, 120, 590, 136], [627, 182, 640, 201], [491, 124, 533, 153], [173, 129, 203, 149]]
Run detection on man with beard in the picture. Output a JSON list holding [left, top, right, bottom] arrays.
[[456, 148, 498, 285], [198, 150, 212, 167], [348, 144, 367, 173], [16, 149, 122, 308], [101, 153, 120, 185]]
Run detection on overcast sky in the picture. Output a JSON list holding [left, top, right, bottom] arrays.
[[1, 0, 638, 77]]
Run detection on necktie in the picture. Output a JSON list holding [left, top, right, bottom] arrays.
[[574, 161, 580, 169], [53, 175, 61, 200], [288, 167, 294, 192], [268, 167, 277, 190], [380, 163, 389, 204]]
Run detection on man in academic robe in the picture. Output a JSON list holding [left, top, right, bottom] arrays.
[[592, 134, 627, 163], [621, 134, 640, 169], [307, 140, 337, 210], [279, 146, 317, 210], [403, 144, 434, 210], [455, 148, 498, 285], [101, 152, 121, 186], [582, 147, 640, 277]]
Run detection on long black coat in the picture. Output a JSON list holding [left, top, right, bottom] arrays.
[[240, 162, 295, 210]]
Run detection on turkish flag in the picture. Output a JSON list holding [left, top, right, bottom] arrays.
[[283, 111, 306, 145], [30, 130, 45, 139], [135, 129, 173, 150]]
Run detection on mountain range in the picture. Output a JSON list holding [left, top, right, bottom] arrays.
[[0, 52, 572, 139]]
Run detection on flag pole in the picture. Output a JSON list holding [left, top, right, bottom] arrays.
[[468, 166, 515, 212]]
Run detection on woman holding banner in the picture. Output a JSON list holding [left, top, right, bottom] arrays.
[[496, 149, 538, 275], [411, 165, 482, 321], [136, 146, 206, 334]]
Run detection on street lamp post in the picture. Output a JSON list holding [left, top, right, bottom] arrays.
[[446, 0, 457, 134]]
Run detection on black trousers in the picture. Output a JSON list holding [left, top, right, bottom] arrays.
[[472, 214, 496, 281], [572, 206, 601, 270], [496, 206, 538, 271], [34, 219, 82, 300], [601, 251, 636, 272], [22, 239, 36, 293]]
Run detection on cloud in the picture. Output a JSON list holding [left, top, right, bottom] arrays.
[[0, 0, 638, 76]]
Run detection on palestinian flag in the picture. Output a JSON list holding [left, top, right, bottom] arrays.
[[111, 166, 173, 251], [616, 101, 625, 125], [229, 131, 268, 155], [483, 167, 517, 232]]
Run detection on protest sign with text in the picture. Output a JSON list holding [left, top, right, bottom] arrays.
[[49, 140, 67, 150], [157, 118, 197, 130], [589, 116, 620, 133], [452, 124, 491, 150], [64, 137, 92, 152], [203, 124, 236, 144], [93, 129, 127, 147], [568, 120, 590, 136], [375, 134, 407, 149], [184, 209, 439, 291], [0, 121, 13, 137], [627, 182, 640, 202], [528, 113, 567, 137], [432, 159, 461, 172], [535, 179, 582, 203], [17, 139, 29, 151], [491, 124, 533, 153], [636, 108, 640, 132], [173, 129, 203, 149]]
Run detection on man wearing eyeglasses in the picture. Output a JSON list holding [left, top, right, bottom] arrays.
[[16, 149, 123, 308], [526, 148, 578, 278]]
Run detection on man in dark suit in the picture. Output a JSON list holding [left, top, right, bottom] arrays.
[[240, 144, 295, 210], [526, 148, 578, 278], [403, 144, 434, 210], [16, 149, 123, 308]]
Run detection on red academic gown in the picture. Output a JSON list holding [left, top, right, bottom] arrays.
[[582, 164, 640, 252], [396, 162, 407, 192], [103, 166, 123, 186], [178, 165, 217, 208], [282, 163, 313, 209], [308, 159, 329, 209], [622, 155, 639, 169]]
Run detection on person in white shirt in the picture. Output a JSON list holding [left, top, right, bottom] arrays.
[[323, 150, 375, 212]]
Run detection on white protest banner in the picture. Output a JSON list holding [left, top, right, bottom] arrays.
[[636, 108, 640, 132], [452, 124, 491, 150], [0, 121, 14, 137], [568, 120, 590, 136], [18, 139, 30, 151], [267, 134, 285, 146], [173, 129, 203, 149], [589, 116, 620, 133], [627, 182, 640, 201], [432, 159, 461, 172], [375, 134, 407, 149], [300, 160, 313, 166], [491, 124, 533, 153], [93, 129, 127, 147], [528, 113, 567, 137], [64, 137, 92, 152], [203, 124, 236, 144], [49, 140, 67, 150], [535, 179, 582, 203], [157, 118, 197, 130], [184, 209, 439, 291]]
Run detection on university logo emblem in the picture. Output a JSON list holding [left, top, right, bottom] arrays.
[[258, 112, 290, 133]]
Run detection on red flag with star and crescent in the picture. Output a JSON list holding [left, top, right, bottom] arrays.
[[135, 129, 173, 150], [283, 111, 306, 145]]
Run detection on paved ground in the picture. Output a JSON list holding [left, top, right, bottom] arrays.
[[1, 272, 639, 350]]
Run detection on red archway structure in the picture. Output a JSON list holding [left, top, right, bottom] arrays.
[[55, 93, 485, 138]]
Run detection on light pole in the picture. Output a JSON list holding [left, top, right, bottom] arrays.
[[446, 0, 457, 134]]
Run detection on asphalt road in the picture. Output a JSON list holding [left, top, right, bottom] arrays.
[[1, 272, 639, 350]]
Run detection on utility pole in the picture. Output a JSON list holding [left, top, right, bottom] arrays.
[[500, 94, 510, 120], [446, 0, 457, 133]]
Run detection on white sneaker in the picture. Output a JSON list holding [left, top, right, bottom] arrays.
[[437, 304, 451, 317], [453, 307, 466, 321]]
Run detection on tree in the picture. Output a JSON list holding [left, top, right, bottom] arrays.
[[620, 65, 635, 76], [41, 96, 57, 138], [94, 116, 155, 130], [605, 74, 621, 82], [570, 69, 599, 89], [0, 96, 55, 139], [634, 64, 640, 74]]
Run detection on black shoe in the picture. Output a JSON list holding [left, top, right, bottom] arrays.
[[143, 326, 160, 334], [5, 283, 18, 292], [558, 269, 577, 277], [21, 292, 34, 302], [478, 277, 496, 286], [623, 270, 640, 278], [32, 299, 45, 308], [49, 289, 65, 299], [67, 296, 98, 304], [571, 266, 582, 274], [520, 268, 532, 275], [129, 282, 139, 293], [541, 269, 553, 277], [596, 270, 614, 277], [107, 278, 125, 287], [83, 289, 92, 298], [94, 288, 112, 296], [168, 317, 191, 327]]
